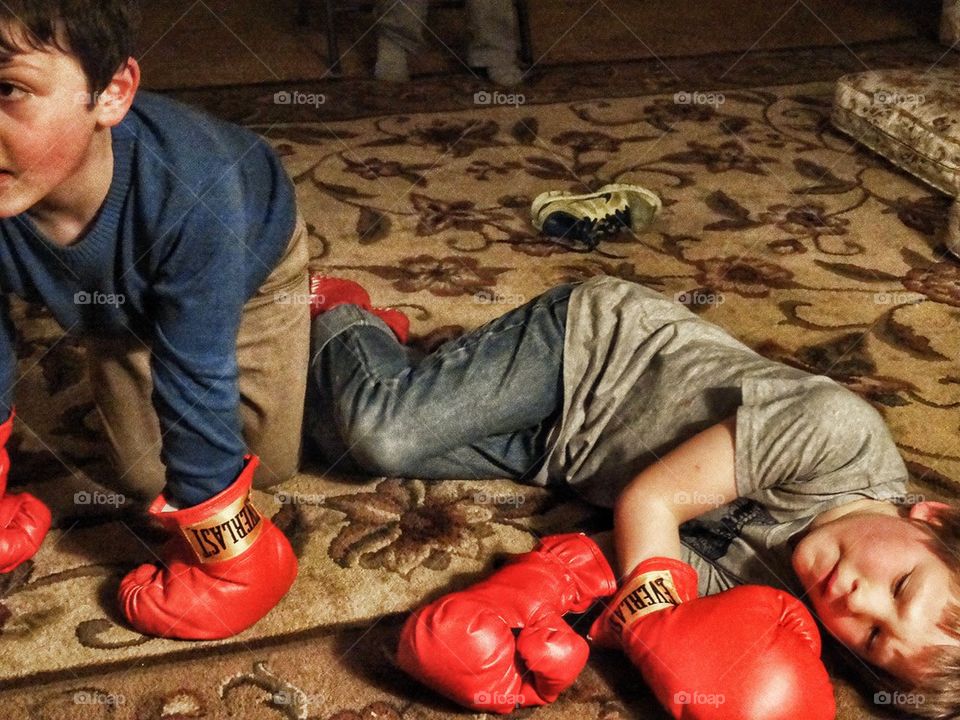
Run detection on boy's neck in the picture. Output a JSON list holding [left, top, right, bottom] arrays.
[[26, 128, 114, 247], [806, 497, 898, 531]]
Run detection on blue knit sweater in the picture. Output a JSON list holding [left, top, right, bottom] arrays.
[[0, 90, 297, 505]]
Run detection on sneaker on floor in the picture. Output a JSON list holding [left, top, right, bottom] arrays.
[[309, 272, 410, 343], [530, 183, 662, 249]]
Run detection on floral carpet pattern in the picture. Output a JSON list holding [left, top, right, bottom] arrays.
[[1, 45, 959, 720]]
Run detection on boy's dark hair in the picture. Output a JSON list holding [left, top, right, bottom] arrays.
[[0, 1, 140, 94], [844, 502, 960, 719]]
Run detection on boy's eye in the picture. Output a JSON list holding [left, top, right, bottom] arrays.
[[893, 571, 911, 598], [0, 83, 27, 100]]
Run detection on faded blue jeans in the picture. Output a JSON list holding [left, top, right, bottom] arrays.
[[306, 284, 574, 480]]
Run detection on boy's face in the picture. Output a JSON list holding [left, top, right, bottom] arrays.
[[0, 24, 133, 218], [792, 502, 959, 682]]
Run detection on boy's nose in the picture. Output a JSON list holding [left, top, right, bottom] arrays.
[[833, 567, 866, 609], [842, 579, 864, 611], [841, 577, 887, 621], [829, 563, 857, 603]]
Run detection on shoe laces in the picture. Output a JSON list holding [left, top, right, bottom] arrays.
[[563, 207, 631, 250]]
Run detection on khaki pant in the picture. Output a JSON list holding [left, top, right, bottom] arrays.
[[84, 212, 311, 502], [376, 0, 518, 66]]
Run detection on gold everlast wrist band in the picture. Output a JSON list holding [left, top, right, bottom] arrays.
[[178, 490, 264, 563], [595, 557, 699, 643]]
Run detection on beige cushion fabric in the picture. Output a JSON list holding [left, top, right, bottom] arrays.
[[832, 68, 960, 197], [943, 0, 960, 47]]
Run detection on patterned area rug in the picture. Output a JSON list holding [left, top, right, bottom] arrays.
[[1, 44, 959, 720]]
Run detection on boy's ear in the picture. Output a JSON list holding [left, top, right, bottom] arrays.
[[907, 500, 951, 526], [94, 56, 140, 128]]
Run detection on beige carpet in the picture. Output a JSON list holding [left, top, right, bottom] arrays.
[[136, 0, 941, 89], [0, 618, 896, 718], [1, 52, 959, 718]]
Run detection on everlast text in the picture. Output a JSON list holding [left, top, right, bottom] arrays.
[[188, 500, 262, 560], [609, 574, 681, 636]]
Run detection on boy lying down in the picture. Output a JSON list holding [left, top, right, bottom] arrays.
[[304, 272, 960, 719]]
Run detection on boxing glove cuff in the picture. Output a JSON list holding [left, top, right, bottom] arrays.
[[589, 556, 698, 646], [149, 455, 265, 564]]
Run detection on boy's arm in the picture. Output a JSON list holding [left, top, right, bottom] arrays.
[[601, 415, 837, 720], [148, 206, 250, 505], [613, 414, 737, 576]]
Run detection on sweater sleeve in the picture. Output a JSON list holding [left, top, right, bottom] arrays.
[[148, 203, 248, 506], [0, 295, 15, 422]]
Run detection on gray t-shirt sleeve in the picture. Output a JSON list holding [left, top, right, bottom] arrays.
[[734, 374, 909, 517]]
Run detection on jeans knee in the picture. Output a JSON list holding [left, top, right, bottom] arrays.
[[347, 424, 424, 477]]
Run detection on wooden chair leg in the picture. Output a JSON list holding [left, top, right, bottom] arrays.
[[325, 0, 343, 76], [514, 0, 532, 66], [306, 0, 527, 77]]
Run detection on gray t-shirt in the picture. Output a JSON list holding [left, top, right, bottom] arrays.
[[531, 276, 909, 596]]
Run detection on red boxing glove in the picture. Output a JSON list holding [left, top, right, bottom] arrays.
[[118, 455, 297, 639], [589, 558, 836, 720], [396, 533, 617, 714], [0, 409, 51, 573]]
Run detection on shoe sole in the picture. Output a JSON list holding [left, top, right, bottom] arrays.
[[530, 183, 663, 233]]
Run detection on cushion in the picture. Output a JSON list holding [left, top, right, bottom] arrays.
[[832, 68, 960, 197], [943, 0, 960, 47]]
